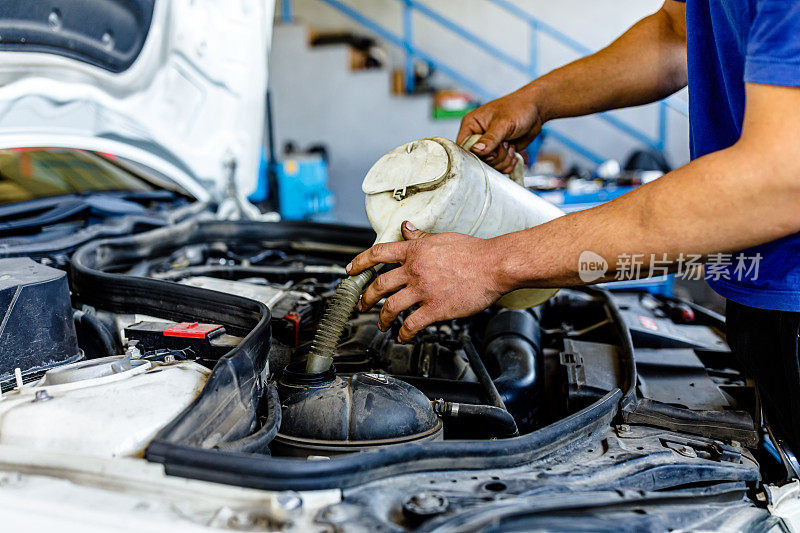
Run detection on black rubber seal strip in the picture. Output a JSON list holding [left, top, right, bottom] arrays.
[[598, 288, 638, 413], [71, 220, 623, 490], [151, 389, 620, 490]]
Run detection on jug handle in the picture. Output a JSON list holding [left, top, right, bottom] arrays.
[[459, 134, 525, 187]]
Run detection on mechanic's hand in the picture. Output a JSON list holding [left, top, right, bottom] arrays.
[[456, 87, 545, 174], [346, 221, 510, 343]]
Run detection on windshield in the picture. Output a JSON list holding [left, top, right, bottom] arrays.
[[0, 148, 153, 205]]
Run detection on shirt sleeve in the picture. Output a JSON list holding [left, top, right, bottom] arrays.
[[746, 0, 800, 87]]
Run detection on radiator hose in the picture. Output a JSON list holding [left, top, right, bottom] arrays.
[[432, 399, 519, 438]]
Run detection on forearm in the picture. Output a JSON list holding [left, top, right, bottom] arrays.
[[494, 143, 800, 289], [524, 1, 687, 122]]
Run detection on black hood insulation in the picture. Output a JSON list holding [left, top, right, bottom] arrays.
[[0, 0, 155, 72]]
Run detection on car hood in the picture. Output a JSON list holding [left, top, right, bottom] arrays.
[[0, 0, 273, 202]]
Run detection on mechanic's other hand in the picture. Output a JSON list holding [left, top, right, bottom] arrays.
[[456, 88, 545, 174], [346, 221, 509, 343]]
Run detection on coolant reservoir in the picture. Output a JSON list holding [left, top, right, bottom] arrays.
[[0, 356, 209, 457], [363, 137, 564, 308]]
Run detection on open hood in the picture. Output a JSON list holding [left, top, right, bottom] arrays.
[[0, 0, 274, 202]]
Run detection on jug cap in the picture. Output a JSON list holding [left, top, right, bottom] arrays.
[[362, 139, 450, 198]]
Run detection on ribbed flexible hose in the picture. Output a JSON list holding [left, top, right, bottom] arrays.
[[305, 265, 381, 373]]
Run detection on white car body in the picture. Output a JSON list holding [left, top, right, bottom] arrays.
[[0, 0, 271, 203]]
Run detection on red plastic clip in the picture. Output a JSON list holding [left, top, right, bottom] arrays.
[[163, 322, 223, 339]]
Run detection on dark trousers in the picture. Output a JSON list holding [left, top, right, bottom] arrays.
[[727, 299, 800, 454]]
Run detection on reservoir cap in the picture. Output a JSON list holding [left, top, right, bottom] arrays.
[[362, 138, 450, 197]]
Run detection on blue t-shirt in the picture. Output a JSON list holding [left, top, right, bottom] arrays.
[[677, 0, 800, 311]]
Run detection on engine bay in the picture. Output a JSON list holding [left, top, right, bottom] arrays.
[[0, 219, 785, 530], [78, 223, 619, 452]]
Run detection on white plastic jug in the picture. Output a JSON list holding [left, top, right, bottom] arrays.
[[362, 136, 565, 309]]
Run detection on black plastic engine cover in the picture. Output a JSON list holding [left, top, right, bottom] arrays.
[[0, 258, 79, 380]]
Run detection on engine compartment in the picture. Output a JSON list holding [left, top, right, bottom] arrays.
[[70, 220, 560, 456], [0, 218, 781, 530], [52, 220, 755, 474], [81, 222, 628, 453]]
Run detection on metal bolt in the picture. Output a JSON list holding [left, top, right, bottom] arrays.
[[48, 9, 62, 31], [676, 445, 697, 458], [275, 491, 302, 513], [617, 424, 632, 434], [101, 31, 114, 50], [402, 492, 449, 522], [33, 390, 52, 402]]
